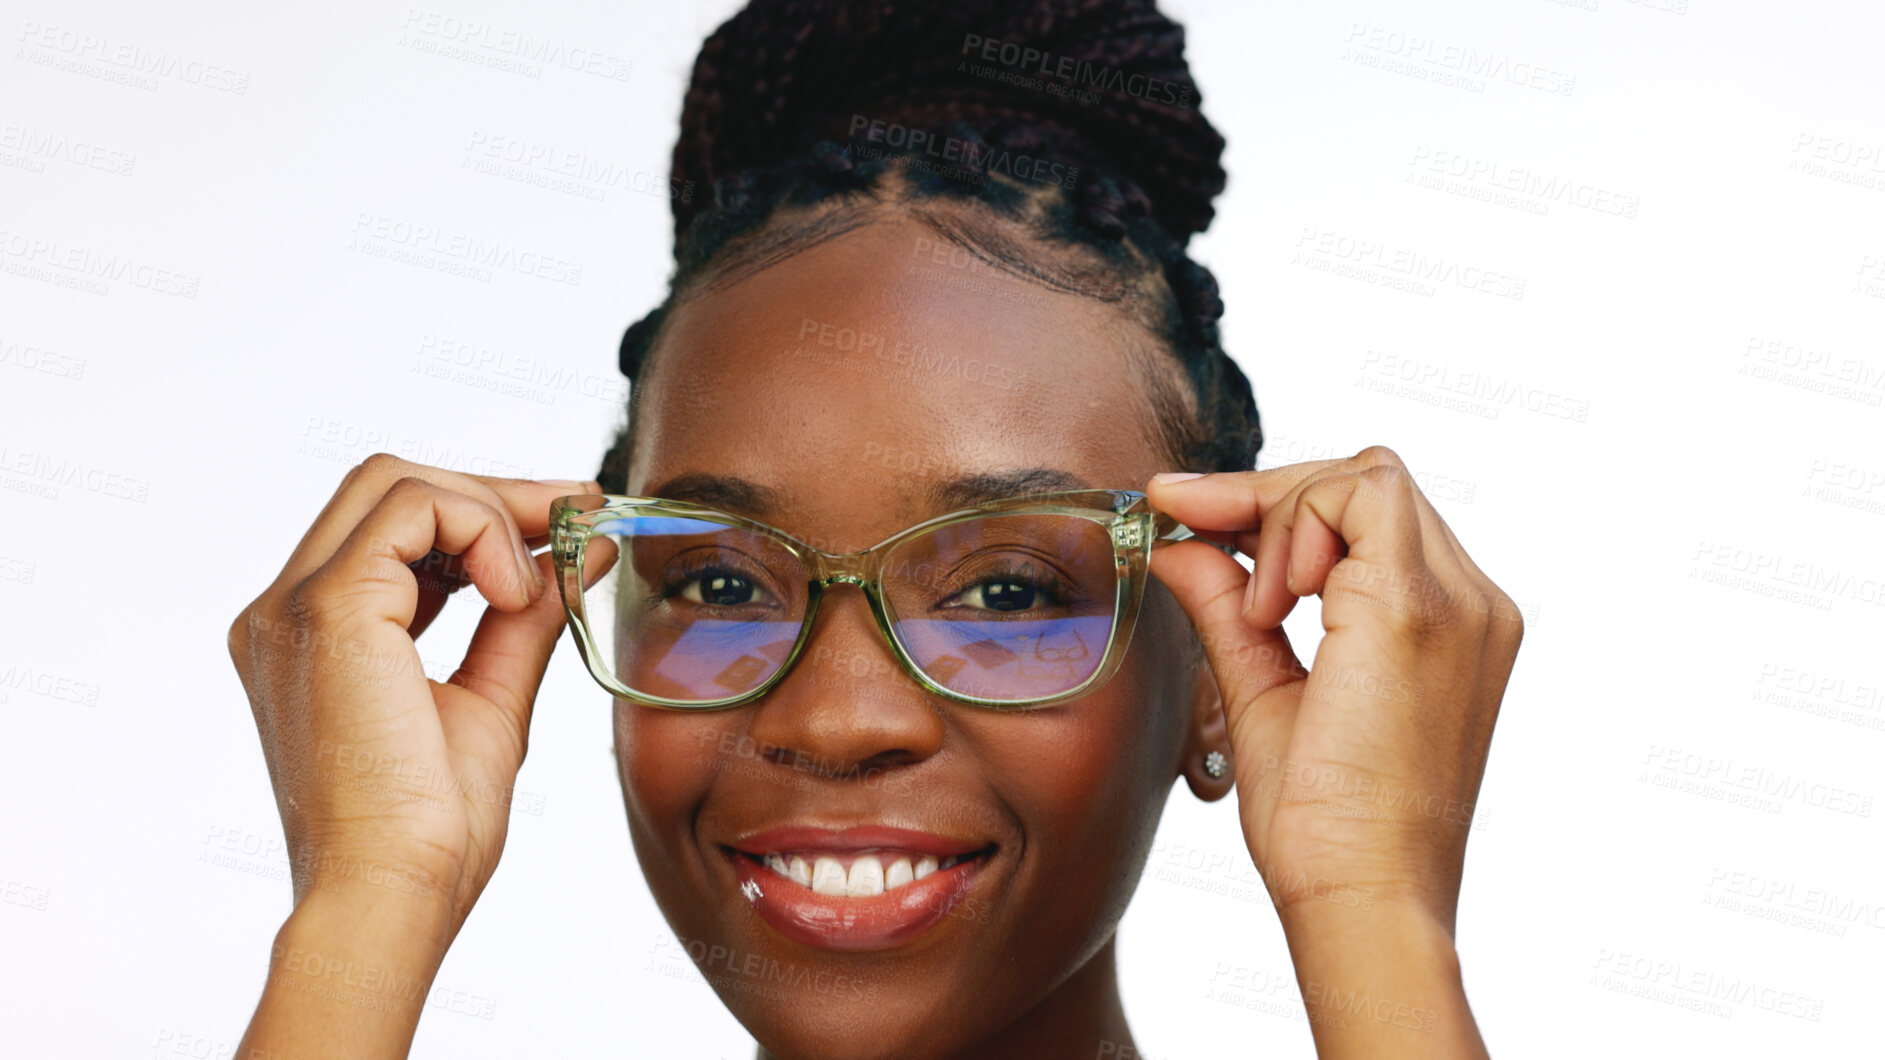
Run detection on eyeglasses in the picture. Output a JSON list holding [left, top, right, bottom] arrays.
[[549, 489, 1198, 710]]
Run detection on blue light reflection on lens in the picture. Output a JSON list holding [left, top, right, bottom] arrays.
[[648, 619, 799, 699], [892, 616, 1112, 698], [595, 516, 731, 538]]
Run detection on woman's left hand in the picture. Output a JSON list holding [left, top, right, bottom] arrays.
[[1146, 447, 1521, 1051]]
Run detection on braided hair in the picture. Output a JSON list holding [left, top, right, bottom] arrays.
[[597, 0, 1262, 492]]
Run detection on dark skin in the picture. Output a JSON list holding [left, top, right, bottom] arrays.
[[616, 214, 1229, 1060], [231, 197, 1513, 1059]]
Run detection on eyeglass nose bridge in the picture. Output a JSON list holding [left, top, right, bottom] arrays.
[[799, 544, 892, 590], [784, 560, 917, 694]]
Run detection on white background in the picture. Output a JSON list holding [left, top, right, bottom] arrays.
[[3, 0, 1883, 1056]]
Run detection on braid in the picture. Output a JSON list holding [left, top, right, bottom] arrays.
[[674, 0, 1224, 241], [600, 0, 1262, 490]]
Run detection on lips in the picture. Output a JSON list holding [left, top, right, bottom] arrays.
[[723, 825, 995, 952]]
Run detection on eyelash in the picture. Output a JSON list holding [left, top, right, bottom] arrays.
[[649, 555, 1084, 613], [657, 555, 778, 608], [938, 559, 1078, 613]]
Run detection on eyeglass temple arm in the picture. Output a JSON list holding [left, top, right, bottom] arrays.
[[1147, 514, 1240, 556]]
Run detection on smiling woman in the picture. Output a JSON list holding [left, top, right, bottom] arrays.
[[225, 1, 1521, 1058]]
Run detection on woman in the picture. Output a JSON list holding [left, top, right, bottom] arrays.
[[227, 1, 1522, 1055]]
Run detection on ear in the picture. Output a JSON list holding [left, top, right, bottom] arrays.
[[1179, 640, 1233, 802]]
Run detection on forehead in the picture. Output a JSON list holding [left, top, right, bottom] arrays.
[[625, 214, 1165, 547]]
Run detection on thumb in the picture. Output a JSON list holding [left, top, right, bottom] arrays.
[[441, 552, 569, 760], [1150, 541, 1307, 744]]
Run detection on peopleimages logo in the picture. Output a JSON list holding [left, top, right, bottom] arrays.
[[959, 33, 1193, 108], [0, 124, 137, 177], [396, 9, 633, 81], [15, 20, 252, 94], [847, 115, 1079, 190]]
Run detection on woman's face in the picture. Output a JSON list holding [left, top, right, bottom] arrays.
[[617, 213, 1217, 1059]]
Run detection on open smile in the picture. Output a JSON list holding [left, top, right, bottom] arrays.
[[721, 825, 998, 952]]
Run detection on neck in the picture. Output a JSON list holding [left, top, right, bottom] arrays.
[[755, 936, 1134, 1060]]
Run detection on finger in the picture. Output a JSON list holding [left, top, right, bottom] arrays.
[[1399, 496, 1522, 633], [309, 477, 585, 640], [1150, 541, 1309, 742], [1181, 526, 1262, 559], [1149, 460, 1359, 630], [305, 478, 542, 631], [283, 460, 517, 588], [1245, 462, 1357, 629], [1289, 466, 1425, 600], [437, 552, 569, 765], [279, 455, 592, 590], [1344, 460, 1475, 586], [406, 548, 471, 640], [1245, 448, 1459, 626], [1145, 461, 1347, 532], [1418, 494, 1484, 583], [410, 538, 555, 614]]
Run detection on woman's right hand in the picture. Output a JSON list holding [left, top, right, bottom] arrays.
[[226, 455, 592, 1034]]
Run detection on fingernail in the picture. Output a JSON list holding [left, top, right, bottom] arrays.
[[1241, 568, 1259, 617], [1152, 472, 1207, 486], [539, 479, 593, 490]]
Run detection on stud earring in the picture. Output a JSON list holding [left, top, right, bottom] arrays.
[[1203, 750, 1228, 779]]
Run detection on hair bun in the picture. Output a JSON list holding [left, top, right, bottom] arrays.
[[671, 0, 1226, 246]]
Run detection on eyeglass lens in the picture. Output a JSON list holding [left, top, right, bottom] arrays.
[[579, 512, 1119, 704]]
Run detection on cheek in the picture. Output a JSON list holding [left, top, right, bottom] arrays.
[[970, 629, 1191, 882], [1051, 675, 1178, 843], [615, 704, 726, 837]]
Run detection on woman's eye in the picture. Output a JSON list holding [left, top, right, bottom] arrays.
[[962, 579, 1039, 613], [679, 571, 770, 607]]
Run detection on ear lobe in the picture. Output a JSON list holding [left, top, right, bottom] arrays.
[[1180, 652, 1233, 802]]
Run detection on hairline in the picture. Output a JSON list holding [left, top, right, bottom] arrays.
[[625, 181, 1200, 480]]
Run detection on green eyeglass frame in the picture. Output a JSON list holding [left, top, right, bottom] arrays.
[[548, 488, 1198, 710]]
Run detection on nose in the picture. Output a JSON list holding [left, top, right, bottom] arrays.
[[745, 583, 946, 779]]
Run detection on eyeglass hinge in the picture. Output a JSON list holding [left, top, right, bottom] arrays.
[[1110, 519, 1147, 550]]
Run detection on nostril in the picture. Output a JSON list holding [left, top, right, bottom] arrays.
[[756, 743, 920, 781]]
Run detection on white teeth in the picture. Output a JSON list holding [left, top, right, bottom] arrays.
[[885, 857, 914, 890], [760, 850, 972, 894], [811, 856, 848, 896], [846, 856, 885, 897]]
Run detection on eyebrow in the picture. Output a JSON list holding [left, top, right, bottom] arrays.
[[926, 468, 1093, 510], [643, 472, 787, 517], [643, 468, 1095, 520]]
